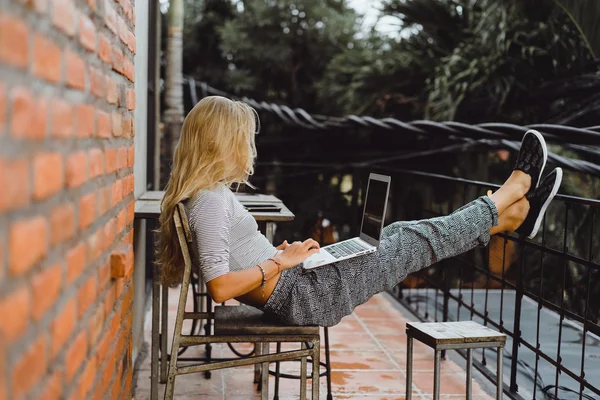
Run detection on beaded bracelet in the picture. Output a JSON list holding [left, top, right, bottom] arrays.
[[256, 264, 267, 298], [268, 258, 282, 274]]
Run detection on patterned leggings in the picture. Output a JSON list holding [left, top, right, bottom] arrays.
[[260, 196, 498, 327]]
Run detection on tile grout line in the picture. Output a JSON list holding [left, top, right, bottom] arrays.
[[352, 306, 426, 398]]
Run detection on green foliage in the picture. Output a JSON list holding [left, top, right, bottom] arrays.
[[217, 0, 360, 110], [556, 0, 600, 59], [318, 0, 597, 124]]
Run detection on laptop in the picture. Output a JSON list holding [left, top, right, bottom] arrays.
[[301, 173, 391, 270]]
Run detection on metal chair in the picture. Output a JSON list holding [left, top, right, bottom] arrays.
[[164, 203, 321, 399]]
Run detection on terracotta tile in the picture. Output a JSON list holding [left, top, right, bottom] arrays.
[[354, 304, 402, 319], [324, 318, 365, 333], [362, 318, 407, 334], [391, 351, 462, 372], [326, 350, 398, 370], [327, 331, 381, 350], [224, 367, 260, 396], [330, 371, 406, 394], [374, 333, 431, 351], [362, 293, 398, 308], [335, 396, 411, 400], [411, 371, 488, 396]]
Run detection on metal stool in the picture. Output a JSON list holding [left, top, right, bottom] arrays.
[[405, 321, 506, 400]]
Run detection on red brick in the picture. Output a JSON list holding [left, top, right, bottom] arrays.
[[127, 146, 134, 168], [77, 357, 96, 398], [97, 185, 111, 216], [0, 15, 29, 69], [101, 356, 115, 392], [66, 50, 85, 90], [0, 159, 30, 212], [117, 147, 127, 169], [50, 203, 75, 245], [76, 104, 94, 137], [37, 370, 63, 400], [96, 326, 111, 366], [12, 336, 47, 399], [9, 216, 48, 276], [111, 112, 122, 137], [122, 115, 133, 138], [33, 33, 61, 82], [126, 201, 134, 224], [0, 285, 30, 342], [66, 151, 87, 188], [51, 0, 75, 35], [105, 148, 117, 173], [32, 262, 62, 320], [66, 243, 85, 284], [123, 57, 134, 82], [33, 152, 63, 199], [104, 0, 117, 33], [98, 34, 111, 64], [51, 297, 75, 358], [11, 87, 47, 139], [79, 193, 96, 230], [116, 209, 126, 234], [0, 82, 5, 132], [77, 275, 97, 318], [117, 15, 128, 44], [127, 30, 136, 54], [89, 148, 104, 178], [111, 46, 123, 73], [32, 0, 48, 14], [51, 99, 74, 137], [89, 305, 104, 347], [112, 180, 122, 206], [106, 77, 119, 105], [103, 285, 116, 317], [79, 13, 96, 51], [98, 258, 110, 288], [66, 330, 87, 382], [89, 67, 105, 98], [104, 218, 115, 251], [97, 110, 110, 138], [121, 0, 131, 21], [125, 88, 135, 110]]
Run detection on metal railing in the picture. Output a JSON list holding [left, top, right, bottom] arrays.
[[371, 168, 600, 400]]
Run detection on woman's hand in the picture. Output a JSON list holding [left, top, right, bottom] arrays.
[[275, 240, 289, 250], [275, 239, 320, 270]]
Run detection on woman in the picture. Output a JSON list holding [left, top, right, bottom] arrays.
[[158, 96, 562, 327]]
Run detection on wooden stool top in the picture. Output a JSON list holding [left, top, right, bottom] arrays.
[[214, 305, 320, 336], [406, 321, 506, 349]]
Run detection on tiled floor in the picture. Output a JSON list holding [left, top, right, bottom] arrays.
[[133, 289, 495, 399]]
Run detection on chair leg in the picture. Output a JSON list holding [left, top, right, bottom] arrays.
[[254, 342, 262, 384], [164, 270, 193, 399], [261, 342, 270, 400], [323, 327, 333, 400], [312, 337, 320, 400], [300, 342, 307, 400], [433, 350, 441, 400], [406, 336, 413, 400], [160, 284, 169, 383], [274, 342, 282, 400]]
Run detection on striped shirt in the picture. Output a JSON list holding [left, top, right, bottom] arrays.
[[185, 184, 278, 282]]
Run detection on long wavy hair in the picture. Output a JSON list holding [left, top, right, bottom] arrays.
[[157, 96, 258, 285]]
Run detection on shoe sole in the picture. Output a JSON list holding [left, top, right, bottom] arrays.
[[526, 129, 548, 188], [528, 167, 563, 239]]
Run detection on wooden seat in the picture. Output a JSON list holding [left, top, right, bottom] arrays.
[[214, 305, 319, 336], [405, 321, 506, 400]]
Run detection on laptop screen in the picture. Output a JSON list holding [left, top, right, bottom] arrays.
[[360, 178, 389, 241]]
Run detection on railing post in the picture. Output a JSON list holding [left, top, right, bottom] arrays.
[[509, 245, 525, 393]]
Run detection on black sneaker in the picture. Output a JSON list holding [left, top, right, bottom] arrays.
[[516, 168, 563, 239], [513, 129, 548, 193]]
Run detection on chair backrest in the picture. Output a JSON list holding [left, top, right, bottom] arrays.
[[173, 203, 194, 283]]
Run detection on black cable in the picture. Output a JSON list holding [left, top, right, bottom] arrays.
[[186, 79, 600, 177]]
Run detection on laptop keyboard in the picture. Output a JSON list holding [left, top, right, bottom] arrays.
[[326, 240, 371, 259]]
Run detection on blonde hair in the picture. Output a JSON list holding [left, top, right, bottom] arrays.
[[157, 96, 258, 285]]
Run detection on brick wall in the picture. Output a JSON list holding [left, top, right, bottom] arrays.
[[0, 0, 136, 399]]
